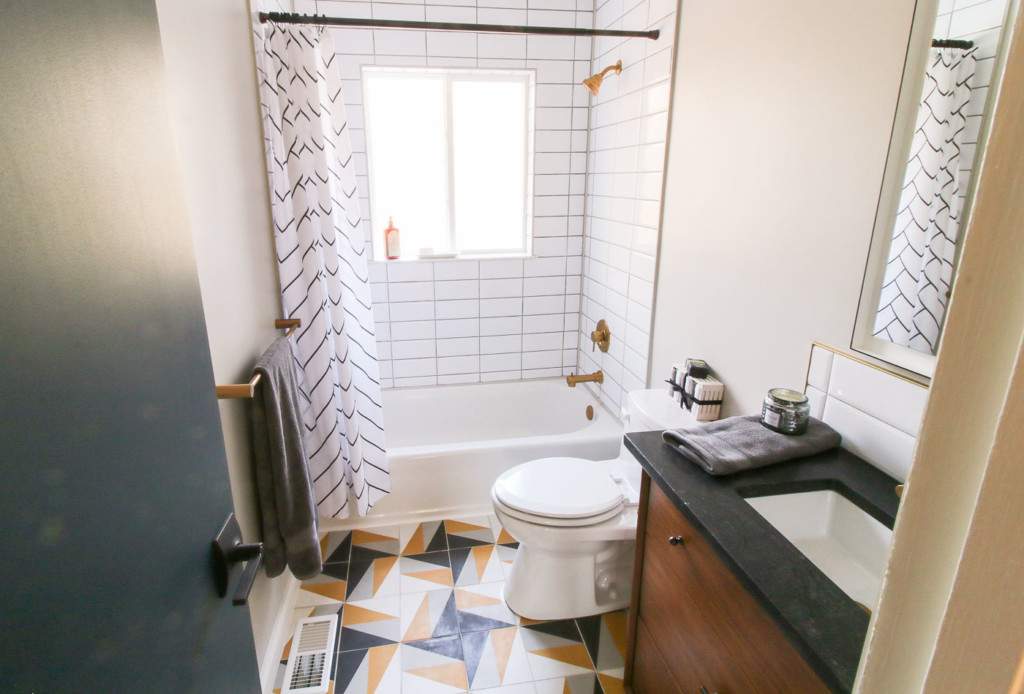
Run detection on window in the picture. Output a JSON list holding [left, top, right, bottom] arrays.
[[363, 67, 535, 258]]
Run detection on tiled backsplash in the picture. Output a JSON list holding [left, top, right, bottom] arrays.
[[576, 0, 676, 413], [806, 344, 929, 482]]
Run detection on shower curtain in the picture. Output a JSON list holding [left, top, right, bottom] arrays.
[[255, 22, 388, 518], [874, 47, 977, 354]]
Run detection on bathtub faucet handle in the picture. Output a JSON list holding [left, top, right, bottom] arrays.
[[590, 319, 611, 352]]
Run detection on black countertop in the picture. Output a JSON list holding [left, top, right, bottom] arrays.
[[625, 430, 901, 694]]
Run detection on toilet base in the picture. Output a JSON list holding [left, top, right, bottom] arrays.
[[502, 538, 635, 620]]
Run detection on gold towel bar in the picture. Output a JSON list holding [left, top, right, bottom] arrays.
[[215, 319, 301, 399]]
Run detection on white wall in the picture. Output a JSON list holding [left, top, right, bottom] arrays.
[[154, 0, 292, 684], [857, 4, 1024, 689], [576, 0, 677, 412], [299, 0, 593, 386], [651, 0, 918, 417]]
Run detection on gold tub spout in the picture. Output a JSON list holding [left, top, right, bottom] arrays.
[[567, 370, 604, 387]]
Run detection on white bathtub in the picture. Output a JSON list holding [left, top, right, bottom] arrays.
[[323, 378, 623, 528]]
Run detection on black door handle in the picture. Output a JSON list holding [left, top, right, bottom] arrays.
[[211, 513, 263, 606]]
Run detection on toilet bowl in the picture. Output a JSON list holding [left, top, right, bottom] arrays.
[[491, 389, 696, 620]]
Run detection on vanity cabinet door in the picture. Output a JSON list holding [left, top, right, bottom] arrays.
[[632, 618, 684, 694], [629, 476, 829, 694], [637, 519, 757, 693]]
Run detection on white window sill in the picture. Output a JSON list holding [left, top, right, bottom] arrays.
[[371, 252, 533, 263]]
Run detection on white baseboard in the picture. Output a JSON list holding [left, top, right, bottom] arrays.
[[317, 503, 495, 533], [259, 573, 301, 694]]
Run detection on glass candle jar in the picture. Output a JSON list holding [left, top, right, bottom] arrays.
[[760, 388, 810, 435]]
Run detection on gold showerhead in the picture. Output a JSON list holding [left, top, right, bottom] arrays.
[[583, 60, 623, 95]]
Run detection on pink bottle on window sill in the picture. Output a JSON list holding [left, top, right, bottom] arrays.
[[385, 217, 400, 260]]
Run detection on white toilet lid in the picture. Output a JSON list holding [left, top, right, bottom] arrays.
[[493, 457, 623, 519]]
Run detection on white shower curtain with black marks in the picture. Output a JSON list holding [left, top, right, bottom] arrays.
[[255, 22, 388, 518], [874, 46, 977, 354]]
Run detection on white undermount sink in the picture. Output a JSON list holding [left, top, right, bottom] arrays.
[[745, 490, 893, 611]]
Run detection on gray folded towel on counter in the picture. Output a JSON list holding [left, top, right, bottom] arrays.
[[251, 338, 322, 580], [662, 415, 842, 476]]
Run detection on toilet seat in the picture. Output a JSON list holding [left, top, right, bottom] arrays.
[[493, 457, 624, 521], [492, 494, 625, 527]]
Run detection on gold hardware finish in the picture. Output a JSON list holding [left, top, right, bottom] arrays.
[[567, 370, 604, 387], [591, 319, 611, 352], [586, 405, 594, 421], [895, 484, 905, 498], [582, 60, 623, 95], [216, 319, 302, 399]]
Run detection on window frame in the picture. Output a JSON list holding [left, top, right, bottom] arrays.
[[362, 66, 536, 260]]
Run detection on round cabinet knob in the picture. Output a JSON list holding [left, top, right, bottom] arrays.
[[668, 535, 683, 546]]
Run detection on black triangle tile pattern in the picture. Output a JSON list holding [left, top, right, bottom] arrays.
[[255, 22, 389, 520], [522, 617, 586, 642], [874, 46, 977, 355], [576, 614, 604, 665]]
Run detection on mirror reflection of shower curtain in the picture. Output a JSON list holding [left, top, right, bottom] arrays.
[[874, 47, 977, 354], [255, 23, 389, 518]]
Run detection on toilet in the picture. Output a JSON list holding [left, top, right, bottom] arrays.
[[491, 389, 695, 620]]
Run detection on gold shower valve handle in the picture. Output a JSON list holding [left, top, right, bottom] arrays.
[[591, 319, 611, 352]]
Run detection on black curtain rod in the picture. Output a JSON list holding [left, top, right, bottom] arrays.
[[932, 38, 974, 49], [259, 11, 660, 40]]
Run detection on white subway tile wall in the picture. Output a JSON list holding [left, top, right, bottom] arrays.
[[577, 0, 676, 413], [310, 0, 673, 388]]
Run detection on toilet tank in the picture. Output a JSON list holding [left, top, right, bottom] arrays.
[[623, 389, 698, 433], [613, 389, 699, 494]]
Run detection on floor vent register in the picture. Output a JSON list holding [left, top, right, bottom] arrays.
[[281, 615, 338, 694]]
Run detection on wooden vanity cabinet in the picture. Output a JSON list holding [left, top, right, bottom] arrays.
[[625, 473, 830, 694]]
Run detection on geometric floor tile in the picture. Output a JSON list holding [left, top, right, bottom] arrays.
[[334, 643, 401, 694], [351, 526, 402, 560], [401, 520, 449, 555], [401, 635, 468, 693], [322, 530, 353, 565], [488, 515, 520, 548], [471, 684, 536, 694], [400, 588, 460, 642], [276, 513, 626, 694], [496, 544, 518, 579], [445, 517, 496, 550], [338, 595, 401, 652], [596, 671, 627, 694], [520, 620, 595, 680], [399, 551, 455, 593], [461, 626, 532, 690], [576, 609, 628, 674], [451, 544, 506, 586], [534, 673, 603, 694], [347, 555, 401, 600], [297, 562, 349, 606], [455, 583, 520, 633]]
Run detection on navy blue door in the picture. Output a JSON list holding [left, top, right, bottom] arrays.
[[0, 2, 262, 691]]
